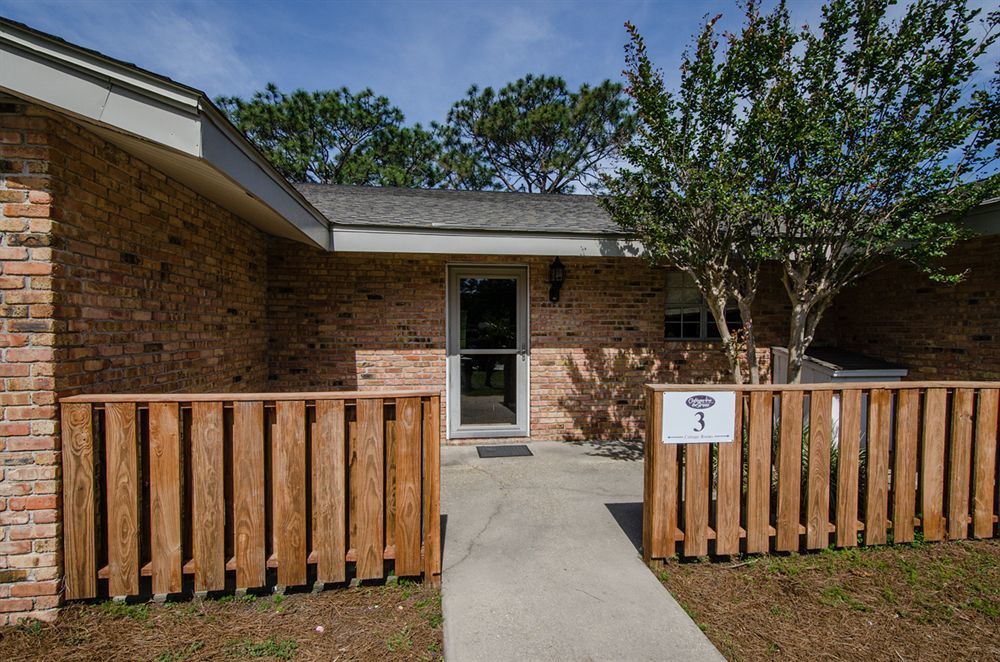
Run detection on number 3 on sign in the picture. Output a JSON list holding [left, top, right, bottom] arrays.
[[661, 391, 736, 444]]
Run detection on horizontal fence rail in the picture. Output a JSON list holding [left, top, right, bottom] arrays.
[[60, 390, 442, 600], [643, 382, 1000, 562]]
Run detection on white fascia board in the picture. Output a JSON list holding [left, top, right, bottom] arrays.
[[200, 112, 330, 248], [0, 23, 197, 108], [0, 34, 201, 154], [330, 225, 644, 257]]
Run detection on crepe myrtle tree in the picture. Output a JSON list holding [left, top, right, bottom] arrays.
[[750, 0, 999, 382], [608, 0, 999, 384], [603, 9, 790, 384], [441, 74, 636, 193]]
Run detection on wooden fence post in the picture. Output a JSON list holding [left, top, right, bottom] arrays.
[[423, 395, 442, 586], [643, 386, 675, 563]]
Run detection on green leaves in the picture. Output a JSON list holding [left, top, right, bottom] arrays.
[[217, 84, 444, 187], [441, 74, 635, 193]]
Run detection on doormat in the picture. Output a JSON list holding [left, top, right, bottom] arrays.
[[476, 445, 533, 458]]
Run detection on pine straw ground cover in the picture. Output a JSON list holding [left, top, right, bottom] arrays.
[[659, 538, 1000, 661], [0, 581, 442, 661]]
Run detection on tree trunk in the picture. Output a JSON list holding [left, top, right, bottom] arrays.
[[707, 294, 744, 385], [786, 302, 810, 384], [737, 297, 760, 384]]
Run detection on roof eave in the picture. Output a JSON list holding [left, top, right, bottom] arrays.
[[0, 19, 330, 249], [329, 223, 643, 257]]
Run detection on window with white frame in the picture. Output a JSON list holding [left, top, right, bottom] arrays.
[[664, 271, 741, 340]]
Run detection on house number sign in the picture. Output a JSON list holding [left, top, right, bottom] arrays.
[[661, 391, 736, 444]]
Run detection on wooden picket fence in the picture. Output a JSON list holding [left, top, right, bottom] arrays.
[[643, 382, 1000, 562], [60, 390, 442, 600]]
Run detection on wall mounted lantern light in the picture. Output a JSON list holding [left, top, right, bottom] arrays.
[[548, 257, 566, 302]]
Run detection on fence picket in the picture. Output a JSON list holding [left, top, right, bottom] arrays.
[[192, 402, 225, 592], [921, 388, 948, 541], [714, 393, 742, 556], [835, 390, 862, 547], [106, 402, 139, 597], [864, 389, 891, 545], [385, 417, 397, 550], [149, 402, 182, 595], [746, 391, 773, 554], [233, 401, 266, 589], [275, 401, 307, 586], [776, 391, 803, 552], [947, 388, 975, 540], [61, 403, 96, 599], [806, 390, 832, 549], [395, 398, 423, 576], [313, 399, 346, 583], [684, 445, 710, 557], [973, 389, 999, 538], [355, 399, 385, 580], [643, 388, 676, 560], [892, 390, 919, 544]]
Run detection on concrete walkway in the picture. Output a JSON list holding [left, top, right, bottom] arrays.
[[441, 442, 723, 662]]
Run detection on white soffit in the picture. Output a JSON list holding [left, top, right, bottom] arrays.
[[0, 21, 329, 249]]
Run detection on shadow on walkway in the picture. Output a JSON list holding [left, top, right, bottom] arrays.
[[566, 439, 644, 461], [606, 502, 643, 553]]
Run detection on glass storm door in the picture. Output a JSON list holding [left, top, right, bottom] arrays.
[[447, 266, 529, 439]]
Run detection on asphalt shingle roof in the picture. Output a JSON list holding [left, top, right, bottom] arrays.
[[295, 184, 623, 235]]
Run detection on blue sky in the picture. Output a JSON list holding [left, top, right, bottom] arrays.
[[0, 0, 995, 127]]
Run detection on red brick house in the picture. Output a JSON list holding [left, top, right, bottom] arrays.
[[0, 18, 998, 622]]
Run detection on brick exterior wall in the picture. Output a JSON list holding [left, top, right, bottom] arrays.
[[816, 233, 1000, 380], [0, 99, 269, 623], [266, 245, 788, 442]]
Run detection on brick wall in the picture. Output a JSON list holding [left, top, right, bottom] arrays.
[[0, 100, 60, 623], [0, 99, 269, 623], [817, 233, 1000, 380], [267, 244, 788, 442]]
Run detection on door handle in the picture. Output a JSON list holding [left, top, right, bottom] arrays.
[[517, 345, 528, 357]]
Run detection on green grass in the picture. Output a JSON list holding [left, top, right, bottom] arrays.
[[98, 601, 149, 621], [225, 637, 298, 660], [256, 594, 286, 613], [819, 585, 870, 612], [386, 625, 413, 652], [155, 641, 204, 662], [415, 594, 443, 628], [13, 619, 44, 636], [215, 592, 257, 605]]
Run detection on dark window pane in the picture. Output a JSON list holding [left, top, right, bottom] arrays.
[[725, 308, 742, 332], [666, 306, 703, 340], [459, 353, 517, 425], [460, 277, 517, 349], [666, 271, 702, 305], [665, 321, 684, 339], [683, 320, 701, 338], [706, 308, 741, 339]]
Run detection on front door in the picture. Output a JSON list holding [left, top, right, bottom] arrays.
[[447, 266, 529, 439]]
